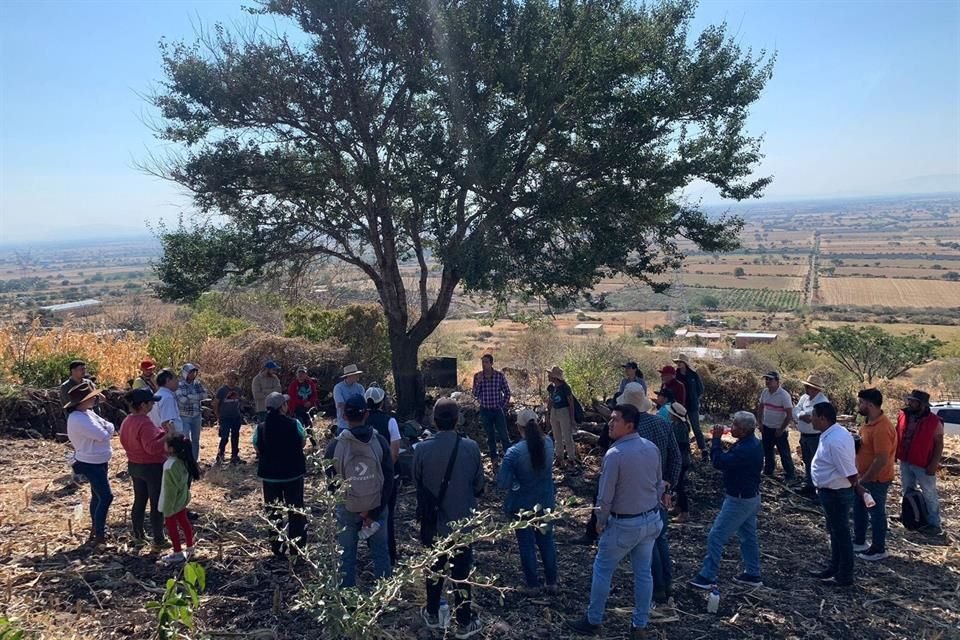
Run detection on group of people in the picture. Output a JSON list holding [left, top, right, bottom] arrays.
[[59, 351, 947, 640]]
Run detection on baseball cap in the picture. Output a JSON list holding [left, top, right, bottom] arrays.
[[624, 361, 638, 370], [344, 395, 368, 419], [264, 361, 280, 370], [296, 365, 308, 374], [139, 359, 156, 372], [364, 386, 386, 405], [658, 365, 676, 376], [125, 388, 161, 405], [516, 408, 538, 427], [265, 392, 289, 410], [762, 371, 780, 381]]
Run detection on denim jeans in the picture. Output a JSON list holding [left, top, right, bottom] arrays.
[[587, 510, 662, 629], [479, 408, 511, 461], [128, 461, 164, 544], [761, 427, 796, 479], [799, 433, 820, 489], [853, 481, 890, 552], [73, 461, 113, 538], [651, 507, 671, 600], [336, 506, 391, 588], [900, 462, 941, 528], [818, 487, 855, 582], [182, 415, 203, 462], [699, 494, 761, 581], [516, 523, 558, 587]]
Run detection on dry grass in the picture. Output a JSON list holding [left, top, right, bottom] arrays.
[[812, 320, 960, 342], [819, 277, 960, 307]]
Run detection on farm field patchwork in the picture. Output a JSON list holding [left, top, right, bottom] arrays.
[[813, 320, 960, 342], [819, 277, 960, 307], [678, 274, 804, 290]]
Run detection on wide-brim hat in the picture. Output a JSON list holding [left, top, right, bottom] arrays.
[[672, 354, 690, 365], [905, 389, 931, 405], [341, 364, 364, 378], [668, 402, 688, 421], [547, 366, 565, 381], [800, 374, 825, 390], [63, 381, 103, 410], [620, 382, 652, 413]]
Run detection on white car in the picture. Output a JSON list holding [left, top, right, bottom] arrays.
[[930, 401, 960, 436]]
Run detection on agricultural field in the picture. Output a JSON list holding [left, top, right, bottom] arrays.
[[819, 277, 960, 307], [812, 320, 960, 343], [677, 273, 804, 290]]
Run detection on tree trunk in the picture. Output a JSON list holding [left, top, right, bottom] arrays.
[[390, 331, 425, 421]]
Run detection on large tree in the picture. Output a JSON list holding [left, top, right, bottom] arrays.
[[150, 0, 773, 417]]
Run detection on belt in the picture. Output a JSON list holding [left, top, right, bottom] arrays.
[[610, 507, 659, 519]]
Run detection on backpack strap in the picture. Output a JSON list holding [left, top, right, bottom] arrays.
[[436, 435, 461, 507]]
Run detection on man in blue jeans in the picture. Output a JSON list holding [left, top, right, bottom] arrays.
[[176, 363, 208, 462], [471, 354, 512, 463], [690, 411, 765, 589], [569, 404, 665, 639]]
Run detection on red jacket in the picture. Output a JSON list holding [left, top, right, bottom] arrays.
[[287, 378, 319, 414], [896, 410, 942, 469], [662, 378, 687, 407], [119, 414, 167, 465]]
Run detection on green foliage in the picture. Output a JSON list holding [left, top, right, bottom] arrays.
[[561, 338, 631, 402], [148, 309, 251, 369], [802, 326, 944, 383], [284, 304, 391, 383], [652, 324, 677, 341], [12, 353, 96, 388], [146, 562, 206, 640], [0, 616, 25, 640], [698, 362, 763, 416], [752, 338, 817, 375]]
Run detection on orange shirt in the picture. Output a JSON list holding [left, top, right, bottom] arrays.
[[857, 414, 897, 482]]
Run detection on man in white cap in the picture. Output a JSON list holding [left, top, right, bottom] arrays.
[[334, 364, 366, 434], [793, 374, 829, 497]]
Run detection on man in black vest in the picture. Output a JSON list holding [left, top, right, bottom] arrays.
[[254, 392, 307, 557], [364, 386, 401, 565]]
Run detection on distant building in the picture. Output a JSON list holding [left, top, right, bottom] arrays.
[[735, 332, 778, 348], [40, 299, 102, 317], [675, 328, 724, 342], [574, 323, 604, 334]]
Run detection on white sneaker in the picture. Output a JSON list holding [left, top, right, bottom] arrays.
[[184, 546, 196, 559], [853, 543, 870, 553], [159, 551, 186, 565]]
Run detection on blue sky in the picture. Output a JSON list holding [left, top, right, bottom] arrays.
[[1, 0, 958, 241]]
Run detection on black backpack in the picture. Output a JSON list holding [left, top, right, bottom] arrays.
[[572, 396, 585, 423], [901, 490, 929, 531]]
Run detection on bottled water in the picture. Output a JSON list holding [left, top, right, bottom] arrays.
[[438, 599, 451, 629], [707, 587, 720, 613]]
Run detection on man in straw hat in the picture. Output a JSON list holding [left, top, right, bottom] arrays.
[[673, 354, 707, 461], [793, 374, 829, 496], [547, 366, 579, 469], [334, 364, 366, 434]]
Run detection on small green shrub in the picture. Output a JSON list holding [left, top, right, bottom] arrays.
[[12, 353, 96, 388], [146, 561, 206, 640], [561, 338, 631, 402]]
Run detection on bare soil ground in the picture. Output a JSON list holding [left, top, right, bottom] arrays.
[[2, 429, 958, 639]]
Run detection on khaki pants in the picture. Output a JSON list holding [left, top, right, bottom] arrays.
[[550, 408, 579, 463]]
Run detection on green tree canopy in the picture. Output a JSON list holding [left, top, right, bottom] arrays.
[[802, 326, 943, 384], [148, 0, 773, 415]]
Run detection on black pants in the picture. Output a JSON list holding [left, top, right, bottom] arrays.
[[128, 462, 164, 544], [676, 463, 690, 513], [762, 427, 796, 479], [387, 479, 399, 565], [800, 434, 821, 489], [426, 546, 474, 626], [218, 417, 242, 457], [263, 478, 307, 555], [818, 487, 855, 582]]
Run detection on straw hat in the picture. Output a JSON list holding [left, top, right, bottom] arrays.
[[672, 354, 690, 365], [620, 382, 652, 413], [547, 366, 565, 381], [63, 380, 103, 410], [340, 364, 364, 378], [667, 402, 688, 421], [800, 374, 825, 390]]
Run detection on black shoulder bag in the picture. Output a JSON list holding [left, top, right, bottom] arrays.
[[417, 435, 461, 545]]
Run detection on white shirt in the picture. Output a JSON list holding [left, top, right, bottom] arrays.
[[759, 386, 794, 429], [793, 392, 829, 435], [149, 387, 184, 435], [387, 417, 401, 442], [811, 423, 857, 489], [67, 409, 114, 464]]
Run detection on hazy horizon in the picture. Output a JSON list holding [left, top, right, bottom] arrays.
[[1, 0, 959, 242]]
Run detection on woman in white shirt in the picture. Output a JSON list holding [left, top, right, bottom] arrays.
[[65, 381, 115, 547]]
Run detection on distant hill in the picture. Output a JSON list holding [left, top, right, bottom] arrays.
[[0, 224, 156, 249]]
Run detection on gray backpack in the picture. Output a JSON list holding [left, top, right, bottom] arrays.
[[333, 432, 385, 513]]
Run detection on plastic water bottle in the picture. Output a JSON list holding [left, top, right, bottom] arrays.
[[438, 599, 451, 629], [707, 587, 720, 613], [358, 520, 381, 541], [862, 491, 876, 509]]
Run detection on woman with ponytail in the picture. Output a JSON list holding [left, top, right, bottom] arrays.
[[497, 409, 558, 593]]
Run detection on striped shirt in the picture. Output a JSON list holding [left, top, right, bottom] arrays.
[[760, 387, 793, 429]]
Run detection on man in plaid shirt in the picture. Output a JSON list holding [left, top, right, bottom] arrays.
[[177, 363, 208, 462], [472, 354, 512, 463]]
